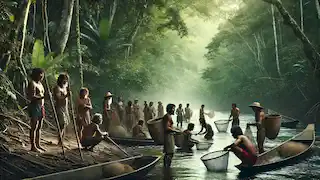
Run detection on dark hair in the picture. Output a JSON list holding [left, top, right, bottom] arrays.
[[179, 104, 182, 107], [232, 103, 237, 107], [31, 68, 44, 81], [57, 73, 68, 87], [79, 87, 89, 97], [138, 120, 144, 125], [128, 101, 132, 106], [166, 104, 175, 112], [201, 104, 205, 107], [231, 126, 243, 136], [187, 104, 189, 107], [187, 123, 195, 131]]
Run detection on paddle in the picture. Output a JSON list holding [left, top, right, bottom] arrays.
[[105, 136, 131, 157]]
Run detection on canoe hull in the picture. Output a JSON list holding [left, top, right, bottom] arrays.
[[281, 120, 299, 128], [107, 136, 156, 146], [236, 124, 315, 175]]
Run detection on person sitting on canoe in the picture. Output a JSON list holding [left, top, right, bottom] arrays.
[[197, 120, 214, 140], [132, 120, 146, 139], [81, 113, 108, 151], [229, 103, 240, 128], [182, 123, 199, 151], [224, 126, 257, 166], [246, 102, 266, 153]]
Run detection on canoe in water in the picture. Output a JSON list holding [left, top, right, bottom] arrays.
[[24, 155, 161, 180], [107, 136, 157, 146], [236, 124, 315, 175]]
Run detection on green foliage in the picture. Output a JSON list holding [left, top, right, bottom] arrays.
[[99, 18, 110, 40]]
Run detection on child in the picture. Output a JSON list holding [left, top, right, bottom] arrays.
[[76, 88, 92, 140], [224, 126, 257, 166], [81, 113, 108, 151], [182, 123, 199, 151]]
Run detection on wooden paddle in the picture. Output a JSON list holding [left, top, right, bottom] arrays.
[[105, 136, 131, 157]]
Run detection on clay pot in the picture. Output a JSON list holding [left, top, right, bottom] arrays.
[[147, 118, 164, 145], [263, 114, 281, 139]]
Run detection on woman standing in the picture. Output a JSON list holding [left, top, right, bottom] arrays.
[[125, 101, 134, 132], [76, 88, 92, 140]]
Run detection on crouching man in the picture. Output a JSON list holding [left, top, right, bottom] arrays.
[[81, 113, 108, 151], [224, 126, 257, 166]]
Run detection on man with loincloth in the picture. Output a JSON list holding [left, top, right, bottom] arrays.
[[157, 101, 164, 118], [132, 120, 146, 138], [229, 103, 240, 128], [184, 103, 192, 123], [224, 126, 257, 166], [247, 102, 266, 154], [27, 68, 46, 152], [176, 104, 184, 128], [199, 104, 209, 126], [133, 99, 140, 124], [53, 73, 70, 146], [163, 104, 180, 168], [148, 101, 156, 119], [81, 113, 108, 151]]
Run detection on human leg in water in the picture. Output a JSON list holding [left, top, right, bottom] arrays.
[[163, 153, 173, 168]]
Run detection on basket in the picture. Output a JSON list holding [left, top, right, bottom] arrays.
[[174, 132, 184, 147], [196, 142, 213, 150], [214, 120, 230, 132], [147, 118, 164, 145], [201, 150, 229, 172], [263, 114, 281, 140]]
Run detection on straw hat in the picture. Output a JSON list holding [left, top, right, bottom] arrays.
[[105, 91, 113, 98], [249, 102, 264, 109]]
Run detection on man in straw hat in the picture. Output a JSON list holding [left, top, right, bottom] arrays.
[[247, 102, 266, 153], [81, 113, 108, 151]]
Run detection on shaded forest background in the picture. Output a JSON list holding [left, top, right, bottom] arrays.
[[0, 0, 319, 123]]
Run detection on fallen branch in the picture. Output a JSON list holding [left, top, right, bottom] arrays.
[[0, 113, 31, 129]]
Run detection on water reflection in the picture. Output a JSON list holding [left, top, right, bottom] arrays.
[[144, 112, 320, 180]]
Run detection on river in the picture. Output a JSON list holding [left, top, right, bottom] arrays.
[[133, 111, 320, 180]]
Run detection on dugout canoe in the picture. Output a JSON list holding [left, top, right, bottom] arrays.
[[107, 136, 156, 146], [236, 124, 315, 175], [24, 155, 161, 180]]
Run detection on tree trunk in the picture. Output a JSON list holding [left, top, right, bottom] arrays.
[[75, 0, 83, 87], [271, 5, 281, 77], [55, 0, 75, 54], [316, 0, 320, 19], [109, 0, 118, 31], [125, 12, 144, 58], [262, 0, 320, 74], [300, 0, 304, 32]]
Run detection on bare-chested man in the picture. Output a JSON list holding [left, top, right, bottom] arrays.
[[132, 120, 146, 138], [133, 99, 140, 124], [247, 102, 266, 153], [163, 104, 180, 168], [27, 68, 46, 152], [157, 101, 164, 118], [81, 113, 108, 151], [224, 126, 257, 166], [53, 73, 70, 146], [229, 103, 240, 127], [148, 102, 156, 119], [176, 104, 184, 128]]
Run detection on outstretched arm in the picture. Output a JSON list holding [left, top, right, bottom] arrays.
[[224, 138, 242, 151]]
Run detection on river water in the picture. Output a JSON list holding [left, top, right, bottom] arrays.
[[136, 111, 320, 180]]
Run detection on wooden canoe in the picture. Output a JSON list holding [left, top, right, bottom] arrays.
[[236, 124, 315, 175], [281, 120, 299, 128], [106, 136, 157, 146], [24, 155, 161, 180]]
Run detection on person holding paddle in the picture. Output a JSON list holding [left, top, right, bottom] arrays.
[[246, 102, 266, 154], [81, 113, 108, 151], [224, 126, 257, 166]]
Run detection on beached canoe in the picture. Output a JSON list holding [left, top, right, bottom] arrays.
[[281, 120, 299, 128], [236, 124, 315, 174], [107, 136, 157, 146], [24, 155, 162, 180]]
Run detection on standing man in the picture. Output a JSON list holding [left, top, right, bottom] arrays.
[[184, 103, 192, 123], [148, 101, 156, 119], [143, 101, 149, 123], [116, 97, 125, 124], [247, 102, 266, 154], [163, 104, 180, 168], [157, 101, 164, 118], [199, 104, 209, 126], [28, 68, 46, 152], [176, 104, 184, 128], [229, 103, 240, 127], [53, 73, 70, 146], [133, 99, 140, 124], [102, 91, 113, 131]]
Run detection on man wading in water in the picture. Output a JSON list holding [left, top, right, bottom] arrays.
[[157, 101, 164, 118], [229, 103, 240, 128], [176, 104, 184, 128], [247, 102, 265, 153], [28, 68, 46, 152], [163, 104, 180, 168], [53, 73, 70, 146]]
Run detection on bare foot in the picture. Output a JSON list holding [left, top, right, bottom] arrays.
[[30, 147, 41, 153], [36, 145, 47, 152]]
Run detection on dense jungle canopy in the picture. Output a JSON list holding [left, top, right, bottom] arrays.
[[0, 0, 320, 122]]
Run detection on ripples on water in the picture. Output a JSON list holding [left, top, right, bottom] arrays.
[[141, 111, 320, 180]]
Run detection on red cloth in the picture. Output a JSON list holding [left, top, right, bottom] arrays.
[[240, 148, 257, 165], [41, 105, 46, 118]]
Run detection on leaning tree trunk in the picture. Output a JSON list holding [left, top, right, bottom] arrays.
[[75, 0, 83, 87], [316, 0, 320, 19], [271, 5, 281, 77], [55, 0, 75, 54], [108, 0, 118, 31], [300, 0, 304, 32]]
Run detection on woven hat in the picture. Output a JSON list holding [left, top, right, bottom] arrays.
[[105, 91, 113, 98], [249, 102, 264, 109]]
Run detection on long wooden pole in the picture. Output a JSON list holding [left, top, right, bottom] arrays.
[[68, 81, 83, 160], [44, 75, 65, 157], [105, 136, 130, 157]]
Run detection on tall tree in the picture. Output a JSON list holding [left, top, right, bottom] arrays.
[[300, 0, 304, 32], [75, 0, 83, 87], [271, 5, 281, 77]]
